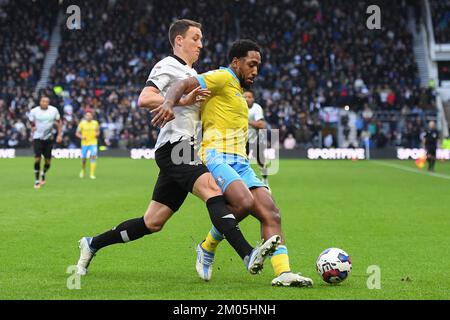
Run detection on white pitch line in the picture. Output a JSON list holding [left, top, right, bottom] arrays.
[[372, 161, 450, 181]]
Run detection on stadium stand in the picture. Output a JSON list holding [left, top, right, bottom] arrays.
[[0, 0, 438, 150], [0, 0, 57, 148], [429, 0, 450, 43]]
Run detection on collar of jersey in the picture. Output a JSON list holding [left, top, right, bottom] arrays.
[[220, 67, 239, 83], [170, 54, 187, 66]]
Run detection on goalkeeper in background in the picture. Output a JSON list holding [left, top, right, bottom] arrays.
[[76, 110, 100, 179]]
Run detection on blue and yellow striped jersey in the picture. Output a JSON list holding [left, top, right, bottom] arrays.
[[77, 120, 99, 146], [195, 67, 248, 159]]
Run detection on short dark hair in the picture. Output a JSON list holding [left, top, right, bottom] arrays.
[[168, 19, 202, 47], [244, 89, 254, 95], [228, 39, 261, 63]]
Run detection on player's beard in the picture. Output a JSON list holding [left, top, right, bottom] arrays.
[[240, 78, 252, 90]]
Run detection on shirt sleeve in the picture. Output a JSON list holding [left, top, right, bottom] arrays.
[[253, 105, 265, 121], [146, 63, 174, 91], [28, 109, 35, 122], [195, 70, 229, 93]]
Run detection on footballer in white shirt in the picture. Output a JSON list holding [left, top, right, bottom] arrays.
[[28, 96, 62, 189], [244, 89, 269, 186]]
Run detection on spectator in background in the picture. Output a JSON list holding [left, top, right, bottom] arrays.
[[430, 0, 450, 43], [323, 134, 334, 148], [283, 133, 296, 150]]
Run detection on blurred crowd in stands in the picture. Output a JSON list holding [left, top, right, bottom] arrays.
[[0, 0, 440, 150], [430, 0, 450, 43]]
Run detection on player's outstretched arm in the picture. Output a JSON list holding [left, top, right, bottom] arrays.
[[139, 83, 209, 111], [151, 77, 202, 127], [138, 86, 165, 110]]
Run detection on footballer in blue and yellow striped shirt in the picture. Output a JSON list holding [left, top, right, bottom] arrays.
[[195, 67, 249, 160], [152, 39, 313, 287]]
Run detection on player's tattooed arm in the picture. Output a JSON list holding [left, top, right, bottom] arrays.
[[140, 80, 209, 113], [151, 77, 209, 128]]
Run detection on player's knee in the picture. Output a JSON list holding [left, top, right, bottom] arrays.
[[268, 205, 281, 226], [242, 197, 255, 213], [271, 209, 282, 226], [259, 201, 281, 226], [207, 176, 222, 196], [143, 215, 164, 233], [234, 194, 254, 215], [148, 223, 163, 233]]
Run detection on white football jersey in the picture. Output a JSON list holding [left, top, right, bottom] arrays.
[[146, 55, 200, 150], [248, 102, 264, 144], [28, 105, 60, 140]]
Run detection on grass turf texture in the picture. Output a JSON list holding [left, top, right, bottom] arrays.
[[0, 157, 449, 300]]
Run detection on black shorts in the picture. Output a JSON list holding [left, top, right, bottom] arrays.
[[426, 147, 436, 157], [33, 139, 54, 159], [152, 140, 209, 212]]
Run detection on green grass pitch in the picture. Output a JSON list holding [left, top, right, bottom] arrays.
[[0, 157, 449, 300]]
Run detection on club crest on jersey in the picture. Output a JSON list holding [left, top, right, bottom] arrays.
[[216, 175, 226, 188]]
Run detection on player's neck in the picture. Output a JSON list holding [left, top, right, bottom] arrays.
[[228, 66, 244, 88], [172, 51, 192, 68]]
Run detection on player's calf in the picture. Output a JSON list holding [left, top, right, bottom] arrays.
[[40, 162, 50, 185], [34, 158, 41, 188], [89, 217, 152, 252], [206, 195, 254, 261]]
